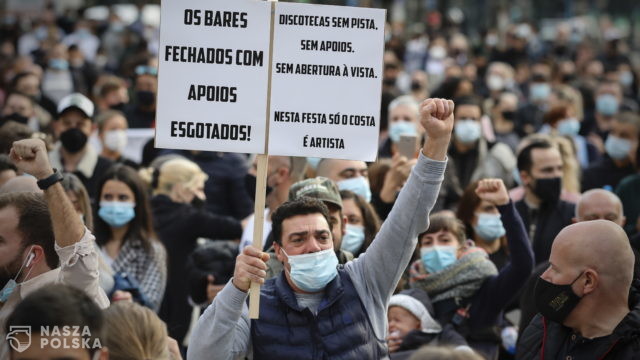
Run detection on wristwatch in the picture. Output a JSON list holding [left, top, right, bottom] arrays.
[[36, 169, 63, 190]]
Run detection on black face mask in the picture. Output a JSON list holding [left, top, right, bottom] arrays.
[[562, 73, 576, 83], [383, 78, 396, 87], [1, 112, 29, 125], [531, 177, 562, 205], [109, 102, 127, 112], [410, 81, 422, 91], [534, 273, 584, 324], [60, 128, 88, 153], [136, 90, 156, 107], [245, 173, 273, 200], [501, 111, 516, 121], [191, 196, 205, 209]]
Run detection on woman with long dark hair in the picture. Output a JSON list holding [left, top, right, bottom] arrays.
[[94, 164, 167, 312]]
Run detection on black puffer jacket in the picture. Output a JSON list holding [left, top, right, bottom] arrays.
[[517, 304, 640, 359]]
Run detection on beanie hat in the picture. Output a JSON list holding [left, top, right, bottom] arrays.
[[389, 294, 442, 333]]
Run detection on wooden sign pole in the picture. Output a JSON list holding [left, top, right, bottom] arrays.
[[249, 0, 278, 320]]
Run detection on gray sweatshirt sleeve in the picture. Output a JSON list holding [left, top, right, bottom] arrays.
[[186, 280, 252, 360], [344, 152, 446, 340]]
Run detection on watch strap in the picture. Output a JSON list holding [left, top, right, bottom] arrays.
[[36, 169, 63, 190]]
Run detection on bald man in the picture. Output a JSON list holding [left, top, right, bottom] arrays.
[[574, 189, 626, 226], [316, 158, 371, 202], [517, 221, 640, 359]]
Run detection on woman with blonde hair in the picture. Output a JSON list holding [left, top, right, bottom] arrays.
[[104, 301, 182, 360], [61, 172, 93, 230], [146, 157, 243, 349]]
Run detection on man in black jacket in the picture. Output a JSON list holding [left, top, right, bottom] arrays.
[[517, 220, 640, 359], [515, 139, 575, 264]]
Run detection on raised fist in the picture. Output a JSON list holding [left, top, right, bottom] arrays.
[[419, 98, 455, 140], [475, 178, 510, 206], [9, 139, 54, 180]]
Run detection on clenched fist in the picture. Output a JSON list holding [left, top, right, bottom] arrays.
[[232, 245, 270, 292], [420, 98, 455, 140], [475, 178, 510, 206], [9, 139, 54, 180]]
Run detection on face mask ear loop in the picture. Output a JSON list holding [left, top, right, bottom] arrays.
[[570, 271, 585, 286], [20, 260, 35, 285], [13, 245, 36, 283]]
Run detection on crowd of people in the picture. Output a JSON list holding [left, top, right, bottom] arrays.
[[1, 1, 640, 359]]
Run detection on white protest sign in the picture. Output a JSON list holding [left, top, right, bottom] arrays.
[[268, 3, 385, 162], [156, 0, 271, 154]]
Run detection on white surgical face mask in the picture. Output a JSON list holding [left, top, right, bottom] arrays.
[[104, 129, 127, 153]]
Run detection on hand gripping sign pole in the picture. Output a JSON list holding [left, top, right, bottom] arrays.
[[249, 0, 278, 320]]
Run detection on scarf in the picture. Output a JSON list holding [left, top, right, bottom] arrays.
[[409, 247, 498, 303]]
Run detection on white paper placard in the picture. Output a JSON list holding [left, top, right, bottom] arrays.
[[268, 3, 385, 162], [155, 0, 271, 154]]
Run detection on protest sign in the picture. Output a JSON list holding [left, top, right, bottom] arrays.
[[156, 0, 272, 154], [157, 0, 385, 318], [268, 3, 385, 162]]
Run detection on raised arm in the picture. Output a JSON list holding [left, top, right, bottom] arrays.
[[469, 179, 535, 328], [344, 98, 453, 337], [10, 139, 84, 247], [11, 139, 109, 308]]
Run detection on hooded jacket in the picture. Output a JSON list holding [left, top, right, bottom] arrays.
[[517, 304, 640, 359]]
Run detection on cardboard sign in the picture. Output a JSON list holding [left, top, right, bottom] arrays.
[[156, 0, 272, 154], [268, 3, 385, 162]]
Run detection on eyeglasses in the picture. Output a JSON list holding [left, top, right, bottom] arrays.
[[135, 65, 158, 77]]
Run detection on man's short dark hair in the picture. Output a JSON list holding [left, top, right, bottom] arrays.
[[453, 95, 482, 117], [517, 139, 555, 174], [271, 197, 333, 246], [0, 192, 58, 268], [6, 284, 104, 355], [616, 111, 640, 136], [0, 121, 33, 154]]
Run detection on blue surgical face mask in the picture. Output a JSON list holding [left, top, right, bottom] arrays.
[[530, 83, 551, 102], [474, 213, 506, 242], [420, 245, 457, 274], [48, 58, 69, 71], [282, 248, 339, 292], [338, 177, 372, 203], [557, 118, 581, 137], [596, 94, 619, 116], [620, 71, 633, 87], [341, 224, 365, 254], [307, 157, 322, 170], [389, 121, 418, 143], [605, 135, 632, 160], [0, 246, 35, 303], [454, 119, 481, 144], [98, 201, 135, 228]]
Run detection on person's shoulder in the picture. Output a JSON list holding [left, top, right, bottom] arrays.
[[96, 155, 114, 166], [517, 314, 545, 353], [556, 200, 576, 216], [617, 174, 640, 191]]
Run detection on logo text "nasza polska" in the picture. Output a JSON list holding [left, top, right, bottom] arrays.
[[39, 326, 101, 349]]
